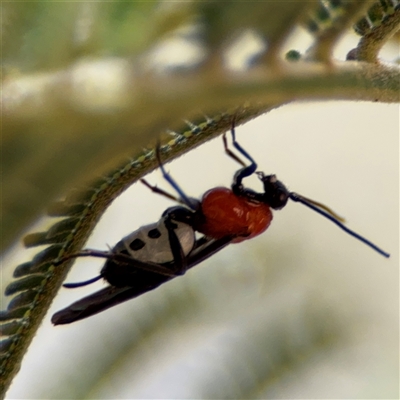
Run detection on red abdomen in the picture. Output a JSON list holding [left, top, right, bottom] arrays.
[[196, 187, 273, 243]]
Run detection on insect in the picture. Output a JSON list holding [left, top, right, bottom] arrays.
[[52, 122, 390, 325]]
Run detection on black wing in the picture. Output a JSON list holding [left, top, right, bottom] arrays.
[[51, 284, 162, 325], [52, 236, 233, 325]]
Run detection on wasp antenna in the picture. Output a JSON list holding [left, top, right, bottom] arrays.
[[155, 144, 197, 210], [289, 193, 390, 258], [294, 194, 346, 223], [63, 275, 102, 289]]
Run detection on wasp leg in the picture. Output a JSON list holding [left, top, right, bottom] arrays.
[[225, 118, 258, 187], [52, 236, 233, 325], [223, 132, 246, 167], [155, 144, 199, 211], [161, 207, 197, 276], [57, 249, 181, 280], [140, 178, 185, 205]]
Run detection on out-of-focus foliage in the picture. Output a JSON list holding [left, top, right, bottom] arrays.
[[1, 1, 399, 398]]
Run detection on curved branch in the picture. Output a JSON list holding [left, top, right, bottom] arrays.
[[307, 0, 375, 62], [0, 106, 270, 394], [2, 61, 399, 251], [349, 8, 400, 62]]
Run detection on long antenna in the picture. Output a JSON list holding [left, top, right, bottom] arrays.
[[294, 194, 346, 223], [223, 122, 389, 258], [289, 192, 390, 258]]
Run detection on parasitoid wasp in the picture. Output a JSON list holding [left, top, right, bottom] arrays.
[[52, 121, 389, 325]]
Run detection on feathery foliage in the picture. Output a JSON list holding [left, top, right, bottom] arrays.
[[1, 1, 399, 398]]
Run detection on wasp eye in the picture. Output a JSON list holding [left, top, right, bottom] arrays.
[[258, 173, 290, 209]]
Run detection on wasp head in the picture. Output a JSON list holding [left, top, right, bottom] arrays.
[[257, 172, 290, 210]]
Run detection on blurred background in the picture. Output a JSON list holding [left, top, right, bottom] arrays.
[[3, 101, 398, 399], [2, 2, 399, 398]]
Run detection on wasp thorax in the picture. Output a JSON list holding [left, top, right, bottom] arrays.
[[257, 172, 290, 210]]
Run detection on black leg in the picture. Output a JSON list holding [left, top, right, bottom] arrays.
[[223, 133, 247, 167], [155, 144, 198, 210], [140, 178, 184, 204], [56, 249, 180, 277], [225, 118, 258, 187], [163, 212, 188, 275]]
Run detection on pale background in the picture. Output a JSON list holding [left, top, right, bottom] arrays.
[[2, 26, 399, 399], [3, 100, 399, 399]]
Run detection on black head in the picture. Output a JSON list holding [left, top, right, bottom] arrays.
[[223, 124, 389, 258], [256, 172, 290, 210]]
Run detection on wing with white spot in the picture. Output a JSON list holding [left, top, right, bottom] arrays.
[[52, 236, 233, 325]]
